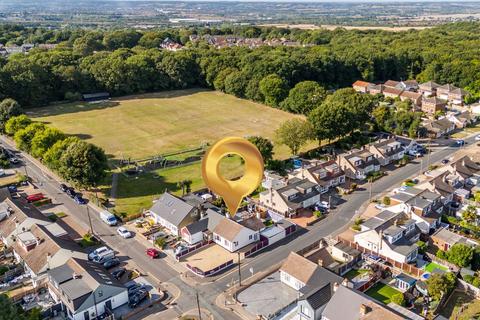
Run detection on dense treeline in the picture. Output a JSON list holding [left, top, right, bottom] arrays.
[[0, 22, 480, 109]]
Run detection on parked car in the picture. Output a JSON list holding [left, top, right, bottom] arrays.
[[26, 193, 44, 203], [88, 246, 110, 260], [66, 187, 76, 198], [74, 196, 86, 205], [0, 169, 5, 177], [375, 203, 386, 210], [9, 157, 19, 164], [100, 211, 118, 226], [60, 184, 68, 192], [127, 283, 145, 295], [103, 257, 120, 269], [111, 268, 126, 280], [117, 227, 132, 239], [7, 185, 17, 193], [475, 135, 480, 141], [441, 159, 449, 164], [146, 248, 160, 259], [128, 289, 148, 308], [454, 139, 465, 147], [94, 251, 115, 264]]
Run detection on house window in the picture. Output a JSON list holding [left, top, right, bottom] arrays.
[[249, 235, 253, 240], [301, 305, 311, 317]]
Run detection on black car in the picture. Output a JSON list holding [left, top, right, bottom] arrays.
[[128, 289, 148, 308], [7, 185, 17, 193], [111, 268, 126, 280], [127, 283, 144, 295], [60, 184, 68, 192], [66, 187, 76, 198], [103, 258, 120, 269]]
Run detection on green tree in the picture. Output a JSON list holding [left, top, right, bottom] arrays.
[[416, 240, 427, 254], [0, 294, 25, 320], [447, 243, 474, 267], [58, 140, 108, 187], [247, 136, 274, 163], [0, 98, 22, 130], [14, 123, 46, 152], [462, 205, 477, 224], [259, 74, 288, 107], [426, 273, 456, 300], [391, 293, 405, 306], [43, 136, 80, 170], [4, 114, 31, 136], [275, 119, 314, 155], [280, 81, 327, 115], [30, 127, 65, 159]]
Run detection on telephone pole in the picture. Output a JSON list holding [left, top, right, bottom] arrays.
[[369, 178, 373, 202], [86, 206, 94, 235], [237, 252, 242, 287], [196, 290, 202, 320]]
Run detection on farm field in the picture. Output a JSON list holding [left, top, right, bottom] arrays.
[[29, 89, 308, 160]]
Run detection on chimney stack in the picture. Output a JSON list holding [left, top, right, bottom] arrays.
[[318, 259, 323, 267], [333, 282, 339, 292], [360, 304, 369, 316]]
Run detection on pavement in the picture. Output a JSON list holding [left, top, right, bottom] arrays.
[[1, 132, 478, 320]]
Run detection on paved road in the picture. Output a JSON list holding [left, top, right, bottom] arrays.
[[1, 134, 477, 320]]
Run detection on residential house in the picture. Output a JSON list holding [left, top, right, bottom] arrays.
[[449, 88, 469, 106], [384, 80, 401, 89], [289, 159, 345, 194], [354, 209, 420, 263], [390, 188, 443, 233], [352, 80, 372, 93], [421, 97, 446, 114], [12, 223, 86, 286], [279, 252, 343, 292], [447, 111, 476, 129], [180, 217, 209, 245], [448, 156, 480, 186], [322, 285, 408, 320], [149, 192, 203, 236], [368, 138, 405, 166], [160, 38, 183, 51], [0, 198, 56, 246], [48, 258, 128, 320], [423, 118, 456, 138], [383, 86, 404, 99], [304, 238, 361, 276], [259, 177, 321, 218], [212, 216, 260, 252], [420, 171, 457, 203], [430, 227, 478, 252], [338, 149, 381, 180], [419, 81, 440, 97], [368, 84, 384, 95], [437, 84, 458, 101], [400, 80, 419, 91], [400, 91, 422, 107]]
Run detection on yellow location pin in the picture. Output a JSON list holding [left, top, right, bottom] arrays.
[[202, 137, 264, 218]]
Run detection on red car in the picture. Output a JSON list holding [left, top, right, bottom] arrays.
[[146, 248, 160, 259], [26, 193, 44, 203]]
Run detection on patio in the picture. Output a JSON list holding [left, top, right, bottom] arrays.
[[237, 271, 298, 318]]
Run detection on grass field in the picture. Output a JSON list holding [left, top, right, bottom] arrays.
[[365, 282, 401, 304], [425, 262, 448, 273], [29, 89, 308, 160]]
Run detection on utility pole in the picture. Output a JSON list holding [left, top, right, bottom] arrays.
[[237, 252, 242, 287], [369, 178, 373, 202], [196, 290, 202, 320], [86, 206, 94, 235]]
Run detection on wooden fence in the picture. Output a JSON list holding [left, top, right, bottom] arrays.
[[175, 240, 213, 261]]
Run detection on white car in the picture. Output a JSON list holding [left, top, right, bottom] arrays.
[[117, 226, 132, 239], [475, 135, 480, 141]]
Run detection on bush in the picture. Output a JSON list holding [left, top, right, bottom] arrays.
[[417, 240, 427, 254], [436, 250, 448, 260], [155, 237, 166, 249], [391, 293, 405, 306], [314, 210, 323, 218], [382, 196, 391, 206]]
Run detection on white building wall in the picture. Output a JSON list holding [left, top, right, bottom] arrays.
[[280, 270, 305, 291]]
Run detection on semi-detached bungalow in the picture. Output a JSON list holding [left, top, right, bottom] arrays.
[[212, 216, 261, 252], [338, 149, 381, 180], [368, 137, 405, 166], [289, 159, 345, 194]]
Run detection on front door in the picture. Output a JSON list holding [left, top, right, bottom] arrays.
[[83, 311, 90, 320], [105, 300, 112, 311]]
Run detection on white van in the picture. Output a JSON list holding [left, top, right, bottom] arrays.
[[93, 250, 115, 263], [100, 210, 118, 226]]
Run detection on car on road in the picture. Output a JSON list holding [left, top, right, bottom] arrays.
[[103, 257, 120, 269], [60, 184, 68, 192], [441, 159, 449, 164], [66, 187, 76, 198], [111, 268, 126, 280], [0, 169, 5, 177], [9, 157, 19, 164], [146, 248, 160, 259], [128, 288, 148, 308], [475, 135, 480, 141], [88, 246, 111, 261], [74, 196, 86, 205], [117, 227, 132, 239], [7, 185, 17, 193], [454, 139, 465, 147], [26, 193, 44, 203], [100, 211, 118, 226]]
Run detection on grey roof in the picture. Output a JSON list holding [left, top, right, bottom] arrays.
[[276, 178, 321, 210], [395, 273, 417, 285], [390, 237, 418, 256], [301, 283, 334, 310], [362, 210, 399, 230], [384, 225, 403, 237], [322, 285, 407, 320], [299, 266, 343, 295], [184, 218, 208, 235], [150, 192, 195, 226], [60, 278, 92, 301], [207, 209, 224, 232], [49, 263, 75, 284]]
